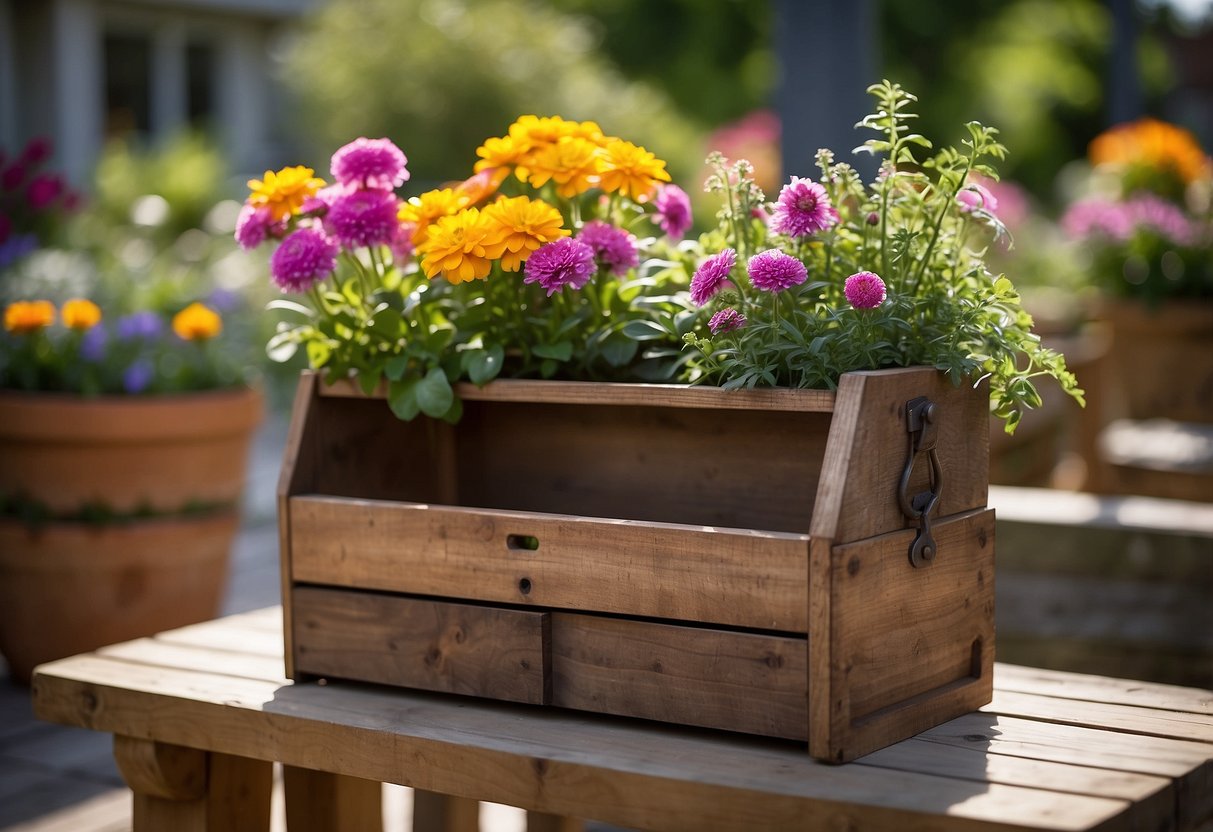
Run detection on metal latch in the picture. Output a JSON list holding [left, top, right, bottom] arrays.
[[898, 396, 943, 568]]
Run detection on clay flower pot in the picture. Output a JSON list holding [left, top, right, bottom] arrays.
[[0, 386, 262, 682]]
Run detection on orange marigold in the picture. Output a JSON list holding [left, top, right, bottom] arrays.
[[527, 136, 603, 198], [399, 188, 470, 247], [418, 207, 505, 284], [246, 166, 326, 222], [483, 196, 570, 272], [61, 298, 102, 331], [172, 302, 223, 341], [3, 300, 55, 334], [598, 139, 671, 202], [1090, 117, 1212, 185]]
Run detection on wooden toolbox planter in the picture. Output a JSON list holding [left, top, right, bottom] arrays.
[[278, 366, 995, 763]]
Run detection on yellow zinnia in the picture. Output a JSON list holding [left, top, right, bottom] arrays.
[[246, 165, 326, 222], [527, 136, 603, 198], [61, 298, 102, 331], [483, 196, 570, 272], [598, 138, 671, 202], [418, 207, 505, 284], [474, 133, 531, 174], [3, 300, 55, 334], [399, 188, 470, 247], [172, 303, 223, 341]]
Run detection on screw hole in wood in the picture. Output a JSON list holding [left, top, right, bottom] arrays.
[[518, 577, 532, 595]]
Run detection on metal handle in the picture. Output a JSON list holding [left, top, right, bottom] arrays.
[[899, 396, 943, 568]]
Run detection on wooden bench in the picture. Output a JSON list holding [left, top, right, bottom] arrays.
[[30, 606, 1213, 832]]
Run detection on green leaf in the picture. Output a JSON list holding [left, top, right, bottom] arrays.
[[415, 367, 454, 418], [305, 340, 331, 368], [464, 345, 504, 385], [388, 377, 420, 421], [384, 354, 411, 381], [368, 307, 404, 338], [533, 341, 573, 361], [265, 299, 316, 317], [357, 367, 383, 396], [439, 394, 464, 425], [600, 331, 638, 368], [266, 332, 299, 363], [621, 320, 667, 341]]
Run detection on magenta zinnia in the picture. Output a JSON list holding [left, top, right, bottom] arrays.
[[330, 137, 409, 190], [844, 271, 887, 309], [235, 203, 281, 250], [578, 220, 638, 276], [653, 183, 693, 240], [748, 249, 807, 293], [324, 188, 401, 248], [523, 237, 596, 296], [708, 307, 747, 335], [771, 177, 839, 237], [270, 227, 338, 293], [690, 248, 737, 306]]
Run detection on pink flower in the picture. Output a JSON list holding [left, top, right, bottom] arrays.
[[771, 177, 838, 237], [578, 220, 638, 275], [330, 137, 409, 190], [324, 188, 401, 248], [957, 182, 999, 215], [234, 203, 283, 250], [653, 183, 693, 239], [747, 249, 807, 293], [25, 174, 63, 210], [844, 271, 887, 309], [270, 227, 338, 293], [708, 307, 747, 335], [390, 222, 416, 264], [523, 237, 596, 296], [300, 183, 347, 217], [2, 163, 26, 191], [690, 248, 736, 306], [18, 136, 52, 166]]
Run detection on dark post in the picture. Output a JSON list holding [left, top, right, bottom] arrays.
[[1107, 0, 1143, 126], [774, 0, 878, 180]]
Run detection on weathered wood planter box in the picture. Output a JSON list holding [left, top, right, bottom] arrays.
[[278, 366, 995, 763]]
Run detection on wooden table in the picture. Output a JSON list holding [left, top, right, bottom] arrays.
[[30, 607, 1213, 832]]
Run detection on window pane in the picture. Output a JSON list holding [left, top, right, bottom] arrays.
[[104, 32, 151, 139], [186, 41, 215, 128]]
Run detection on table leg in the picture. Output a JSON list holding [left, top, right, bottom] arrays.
[[114, 735, 272, 832], [283, 766, 384, 831], [412, 789, 479, 832]]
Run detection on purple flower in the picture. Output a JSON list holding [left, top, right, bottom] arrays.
[[0, 232, 37, 269], [771, 177, 839, 237], [957, 182, 999, 215], [330, 137, 409, 190], [324, 188, 400, 249], [708, 307, 747, 335], [300, 183, 346, 217], [80, 326, 107, 362], [690, 248, 737, 306], [844, 271, 887, 309], [523, 237, 596, 297], [234, 203, 282, 250], [578, 220, 638, 276], [653, 183, 693, 239], [270, 227, 338, 293], [116, 311, 164, 341], [390, 221, 415, 264], [123, 359, 154, 393], [1063, 195, 1194, 246], [748, 249, 808, 293], [25, 174, 63, 210]]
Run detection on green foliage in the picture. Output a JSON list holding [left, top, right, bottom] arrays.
[[284, 0, 703, 182], [685, 81, 1085, 433]]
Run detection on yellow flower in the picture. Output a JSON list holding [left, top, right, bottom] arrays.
[[474, 134, 531, 174], [527, 136, 603, 198], [399, 188, 470, 247], [3, 300, 55, 334], [172, 303, 223, 341], [61, 298, 102, 331], [1090, 118, 1211, 185], [483, 196, 570, 272], [418, 207, 505, 284], [598, 139, 671, 202], [246, 165, 326, 222]]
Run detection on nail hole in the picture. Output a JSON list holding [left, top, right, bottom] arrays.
[[507, 534, 540, 551], [518, 577, 532, 595]]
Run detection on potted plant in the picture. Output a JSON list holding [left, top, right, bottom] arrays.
[[245, 81, 1082, 762], [0, 138, 263, 683]]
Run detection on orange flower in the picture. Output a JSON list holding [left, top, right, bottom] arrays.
[[246, 165, 326, 222], [172, 303, 222, 341], [527, 136, 602, 198], [399, 188, 469, 247], [61, 298, 102, 331], [418, 207, 505, 284], [454, 167, 509, 206], [598, 138, 671, 202], [1090, 118, 1212, 185], [483, 196, 569, 272], [3, 300, 55, 334]]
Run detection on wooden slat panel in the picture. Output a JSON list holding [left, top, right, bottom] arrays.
[[811, 509, 995, 763], [292, 587, 549, 706], [32, 653, 1144, 832], [289, 496, 810, 633], [550, 613, 807, 741], [994, 663, 1213, 714], [320, 376, 837, 413], [984, 689, 1213, 742]]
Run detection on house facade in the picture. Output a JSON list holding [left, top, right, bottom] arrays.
[[0, 0, 314, 186]]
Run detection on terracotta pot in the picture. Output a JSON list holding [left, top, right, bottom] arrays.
[[0, 387, 262, 682], [1098, 299, 1213, 423], [0, 512, 239, 682], [0, 386, 263, 515]]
